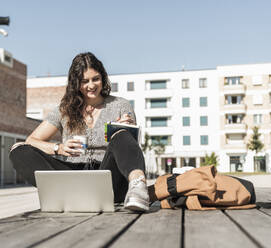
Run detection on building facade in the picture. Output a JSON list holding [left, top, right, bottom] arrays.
[[218, 64, 271, 173], [0, 49, 41, 186], [27, 63, 271, 174]]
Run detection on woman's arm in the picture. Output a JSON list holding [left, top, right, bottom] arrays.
[[25, 121, 82, 156], [25, 120, 61, 154]]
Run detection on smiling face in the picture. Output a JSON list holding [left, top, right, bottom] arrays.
[[80, 68, 103, 103]]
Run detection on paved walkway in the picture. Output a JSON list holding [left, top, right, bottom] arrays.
[[0, 186, 40, 219], [238, 174, 271, 187]]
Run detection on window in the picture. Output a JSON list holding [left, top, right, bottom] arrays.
[[200, 116, 208, 126], [151, 136, 171, 145], [254, 114, 262, 124], [199, 78, 207, 88], [183, 136, 191, 145], [182, 116, 190, 126], [200, 135, 208, 145], [151, 117, 167, 127], [226, 114, 244, 124], [230, 156, 243, 172], [111, 82, 118, 92], [182, 79, 189, 89], [150, 99, 167, 108], [129, 100, 135, 109], [182, 97, 190, 107], [200, 97, 208, 107], [150, 80, 166, 89], [127, 82, 134, 91], [225, 77, 242, 85], [226, 95, 242, 104]]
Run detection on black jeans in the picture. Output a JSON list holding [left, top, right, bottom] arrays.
[[9, 131, 146, 203]]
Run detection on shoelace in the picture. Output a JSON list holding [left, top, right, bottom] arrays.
[[130, 175, 145, 187]]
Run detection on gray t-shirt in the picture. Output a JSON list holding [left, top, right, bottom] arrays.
[[45, 95, 136, 163]]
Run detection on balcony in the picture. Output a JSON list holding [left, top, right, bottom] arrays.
[[223, 84, 246, 95], [224, 123, 247, 134], [224, 143, 247, 149], [223, 104, 246, 114], [144, 126, 173, 136], [144, 88, 173, 99], [144, 108, 173, 117]]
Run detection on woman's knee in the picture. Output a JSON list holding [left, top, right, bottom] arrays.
[[111, 129, 136, 145], [9, 143, 34, 161], [10, 142, 26, 153], [110, 129, 128, 140]]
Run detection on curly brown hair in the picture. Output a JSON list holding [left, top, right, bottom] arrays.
[[60, 52, 111, 133]]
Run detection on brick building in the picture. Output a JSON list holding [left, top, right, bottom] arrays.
[[0, 48, 40, 186], [27, 76, 66, 119]]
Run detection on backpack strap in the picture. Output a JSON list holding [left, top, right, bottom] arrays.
[[167, 174, 179, 197]]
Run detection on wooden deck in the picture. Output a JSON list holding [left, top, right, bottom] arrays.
[[0, 188, 270, 248]]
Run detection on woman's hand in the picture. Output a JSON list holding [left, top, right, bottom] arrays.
[[116, 113, 135, 125], [58, 139, 83, 156]]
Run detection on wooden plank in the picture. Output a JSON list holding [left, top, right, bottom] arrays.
[[226, 209, 271, 248], [255, 188, 271, 202], [111, 204, 182, 248], [0, 211, 97, 248], [0, 210, 41, 234], [185, 210, 256, 248], [33, 210, 140, 248], [255, 188, 271, 216]]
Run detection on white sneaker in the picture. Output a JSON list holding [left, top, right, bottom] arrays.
[[124, 175, 150, 212]]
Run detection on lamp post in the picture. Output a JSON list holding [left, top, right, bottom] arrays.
[[0, 16, 10, 37]]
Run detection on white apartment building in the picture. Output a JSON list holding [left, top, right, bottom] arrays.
[[108, 70, 220, 175], [218, 64, 271, 173], [27, 63, 271, 174]]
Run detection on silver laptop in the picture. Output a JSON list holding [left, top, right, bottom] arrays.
[[34, 170, 115, 212]]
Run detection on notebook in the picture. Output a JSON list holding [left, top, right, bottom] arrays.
[[104, 122, 140, 142], [34, 170, 115, 212]]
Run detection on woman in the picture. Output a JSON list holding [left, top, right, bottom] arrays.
[[9, 52, 149, 212]]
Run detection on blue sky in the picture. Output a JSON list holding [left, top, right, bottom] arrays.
[[1, 0, 271, 77]]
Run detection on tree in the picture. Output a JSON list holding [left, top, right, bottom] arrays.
[[247, 126, 265, 172], [141, 133, 165, 177], [152, 136, 165, 156], [247, 126, 264, 153], [141, 133, 165, 155], [152, 136, 166, 175], [201, 152, 218, 167], [141, 133, 151, 153]]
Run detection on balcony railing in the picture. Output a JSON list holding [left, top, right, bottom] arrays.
[[144, 88, 173, 98], [224, 142, 247, 149], [223, 103, 246, 113], [223, 84, 246, 95], [144, 127, 173, 136], [224, 123, 247, 133], [144, 108, 173, 117]]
